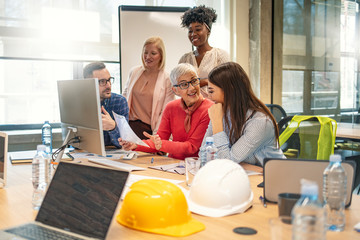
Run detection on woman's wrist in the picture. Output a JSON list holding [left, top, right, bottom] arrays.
[[212, 119, 224, 134]]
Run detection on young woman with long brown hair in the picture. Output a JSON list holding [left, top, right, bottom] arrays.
[[200, 62, 285, 166]]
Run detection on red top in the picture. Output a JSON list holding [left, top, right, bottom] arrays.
[[136, 98, 213, 160]]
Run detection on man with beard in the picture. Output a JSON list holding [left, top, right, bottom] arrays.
[[83, 62, 129, 148]]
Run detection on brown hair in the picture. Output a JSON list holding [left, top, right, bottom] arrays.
[[208, 62, 279, 145], [83, 62, 105, 78]]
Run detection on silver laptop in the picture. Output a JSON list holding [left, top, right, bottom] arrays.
[[263, 158, 355, 207], [0, 131, 8, 188], [0, 162, 129, 240]]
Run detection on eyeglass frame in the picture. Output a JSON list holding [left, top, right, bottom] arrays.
[[98, 77, 115, 86], [173, 78, 200, 90]]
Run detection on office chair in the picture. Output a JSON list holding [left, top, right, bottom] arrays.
[[265, 104, 287, 123], [279, 115, 337, 160]]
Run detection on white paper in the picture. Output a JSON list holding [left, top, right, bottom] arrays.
[[148, 162, 186, 175], [88, 157, 146, 171], [105, 149, 137, 160], [245, 170, 262, 176], [112, 111, 148, 147]]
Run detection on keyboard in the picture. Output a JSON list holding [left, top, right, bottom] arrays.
[[5, 223, 83, 240], [88, 157, 146, 172]]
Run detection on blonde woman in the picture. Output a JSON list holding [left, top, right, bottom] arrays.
[[123, 37, 175, 139]]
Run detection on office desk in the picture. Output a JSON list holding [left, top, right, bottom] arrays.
[[337, 123, 360, 141], [1, 155, 359, 240]]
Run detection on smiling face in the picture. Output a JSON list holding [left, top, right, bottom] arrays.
[[92, 68, 112, 101], [143, 43, 162, 69], [172, 72, 201, 107], [208, 81, 224, 104], [187, 22, 210, 47]]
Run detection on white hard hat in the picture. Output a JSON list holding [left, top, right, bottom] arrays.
[[187, 159, 253, 217]]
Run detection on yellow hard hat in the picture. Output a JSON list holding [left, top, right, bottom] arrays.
[[117, 179, 205, 237]]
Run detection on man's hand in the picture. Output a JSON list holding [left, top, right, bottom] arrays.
[[143, 132, 162, 150], [118, 138, 137, 151], [208, 103, 224, 134], [101, 106, 116, 131]]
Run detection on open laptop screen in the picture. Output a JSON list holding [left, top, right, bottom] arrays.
[[36, 162, 129, 239]]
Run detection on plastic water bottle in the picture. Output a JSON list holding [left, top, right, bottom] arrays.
[[41, 121, 52, 155], [292, 179, 325, 240], [32, 145, 51, 210], [199, 148, 207, 167], [199, 137, 217, 167], [323, 154, 347, 231], [205, 137, 218, 162]]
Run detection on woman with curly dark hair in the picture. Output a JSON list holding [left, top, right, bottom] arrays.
[[199, 62, 285, 166], [179, 5, 230, 99]]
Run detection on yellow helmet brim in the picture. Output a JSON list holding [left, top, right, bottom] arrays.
[[116, 214, 205, 237]]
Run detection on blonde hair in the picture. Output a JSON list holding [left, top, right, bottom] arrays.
[[141, 36, 166, 70]]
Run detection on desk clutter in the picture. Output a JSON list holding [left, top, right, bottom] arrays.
[[2, 146, 360, 239], [1, 162, 129, 240]]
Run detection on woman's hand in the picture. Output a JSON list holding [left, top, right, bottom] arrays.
[[144, 132, 162, 150], [199, 78, 209, 87], [208, 103, 224, 134], [118, 138, 137, 151]]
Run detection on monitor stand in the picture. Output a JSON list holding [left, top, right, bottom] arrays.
[[55, 126, 78, 163]]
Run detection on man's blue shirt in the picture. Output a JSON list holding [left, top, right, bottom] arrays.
[[101, 93, 129, 148]]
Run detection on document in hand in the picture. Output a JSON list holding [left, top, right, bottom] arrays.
[[113, 111, 149, 147]]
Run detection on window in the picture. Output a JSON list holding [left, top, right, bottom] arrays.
[[0, 0, 230, 129], [273, 0, 359, 123]]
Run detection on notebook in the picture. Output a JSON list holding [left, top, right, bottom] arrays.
[[8, 150, 34, 164], [9, 149, 73, 164], [0, 162, 129, 240], [263, 158, 355, 207]]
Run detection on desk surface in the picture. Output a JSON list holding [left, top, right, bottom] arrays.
[[336, 123, 360, 141], [1, 154, 359, 240]]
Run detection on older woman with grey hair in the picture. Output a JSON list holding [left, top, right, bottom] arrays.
[[119, 63, 213, 160]]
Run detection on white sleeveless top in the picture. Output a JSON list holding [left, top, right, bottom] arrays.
[[179, 47, 230, 99]]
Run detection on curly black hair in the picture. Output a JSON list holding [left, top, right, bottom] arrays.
[[181, 5, 217, 30]]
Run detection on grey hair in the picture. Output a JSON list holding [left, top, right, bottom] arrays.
[[170, 63, 198, 85]]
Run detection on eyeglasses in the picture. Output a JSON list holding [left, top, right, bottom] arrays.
[[98, 77, 114, 86], [173, 78, 200, 90]]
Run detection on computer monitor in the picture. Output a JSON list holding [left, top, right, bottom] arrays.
[[56, 79, 106, 161], [0, 131, 8, 188]]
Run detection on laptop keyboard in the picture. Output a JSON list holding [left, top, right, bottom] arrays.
[[5, 223, 85, 240]]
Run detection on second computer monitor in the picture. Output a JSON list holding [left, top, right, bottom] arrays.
[[57, 78, 106, 157]]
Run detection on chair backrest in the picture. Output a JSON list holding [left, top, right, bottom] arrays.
[[277, 115, 293, 135], [265, 104, 287, 123], [279, 115, 337, 160], [263, 158, 355, 206]]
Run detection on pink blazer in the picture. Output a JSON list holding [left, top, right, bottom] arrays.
[[122, 66, 175, 134]]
